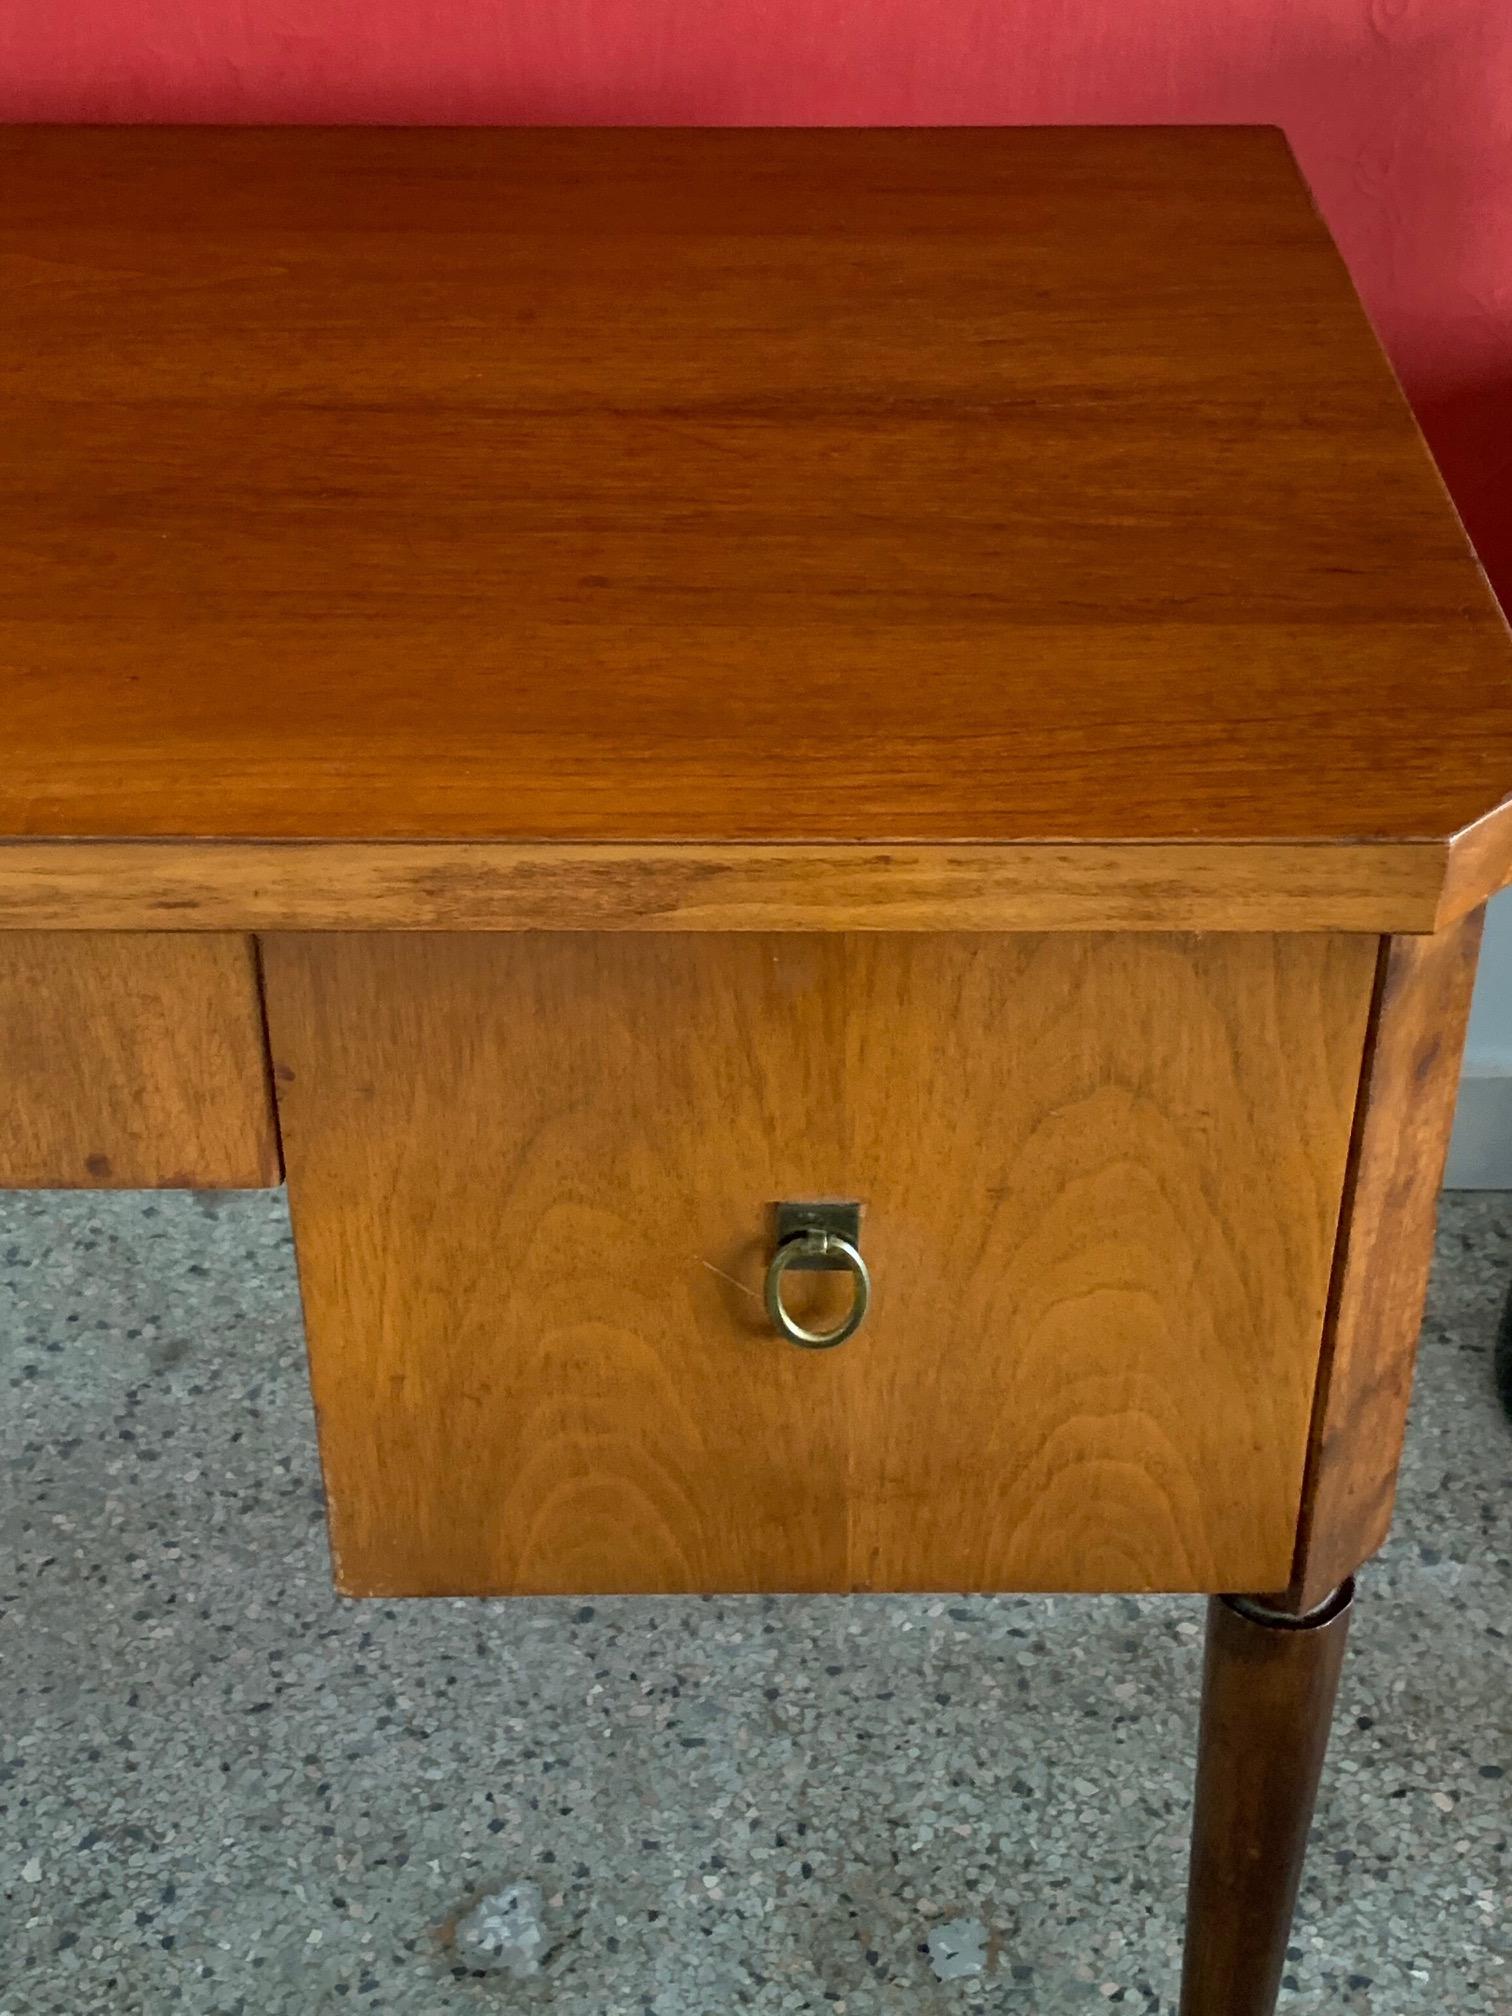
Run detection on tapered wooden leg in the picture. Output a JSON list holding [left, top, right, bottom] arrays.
[[1180, 1581, 1353, 2015]]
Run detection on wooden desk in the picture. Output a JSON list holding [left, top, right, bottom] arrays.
[[2, 126, 1508, 2013]]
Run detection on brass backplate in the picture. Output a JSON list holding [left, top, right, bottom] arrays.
[[772, 1200, 863, 1271]]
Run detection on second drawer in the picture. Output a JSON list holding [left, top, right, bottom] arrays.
[[260, 930, 1375, 1598]]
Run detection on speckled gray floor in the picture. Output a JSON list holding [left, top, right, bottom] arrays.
[[2, 1191, 1509, 2015]]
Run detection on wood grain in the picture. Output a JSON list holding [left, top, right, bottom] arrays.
[[0, 932, 281, 1188], [0, 838, 1457, 935], [0, 127, 1508, 911], [262, 930, 1375, 1597], [1286, 909, 1483, 1609], [1436, 801, 1512, 928]]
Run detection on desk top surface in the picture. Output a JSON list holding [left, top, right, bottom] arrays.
[[2, 125, 1510, 927]]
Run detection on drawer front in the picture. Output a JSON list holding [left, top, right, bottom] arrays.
[[0, 932, 281, 1189], [262, 932, 1376, 1597]]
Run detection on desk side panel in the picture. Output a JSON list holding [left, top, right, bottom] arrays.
[[0, 932, 281, 1189], [1287, 909, 1483, 1608]]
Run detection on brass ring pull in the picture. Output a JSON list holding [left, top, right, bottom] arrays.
[[764, 1227, 872, 1350]]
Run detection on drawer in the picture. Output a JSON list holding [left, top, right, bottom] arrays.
[[0, 932, 281, 1189], [261, 932, 1377, 1597]]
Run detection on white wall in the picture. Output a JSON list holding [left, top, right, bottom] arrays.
[[1446, 889, 1512, 1187]]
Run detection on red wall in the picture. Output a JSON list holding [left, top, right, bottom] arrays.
[[2, 0, 1509, 606]]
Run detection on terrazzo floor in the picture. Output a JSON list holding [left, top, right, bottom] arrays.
[[1, 1189, 1509, 2015]]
